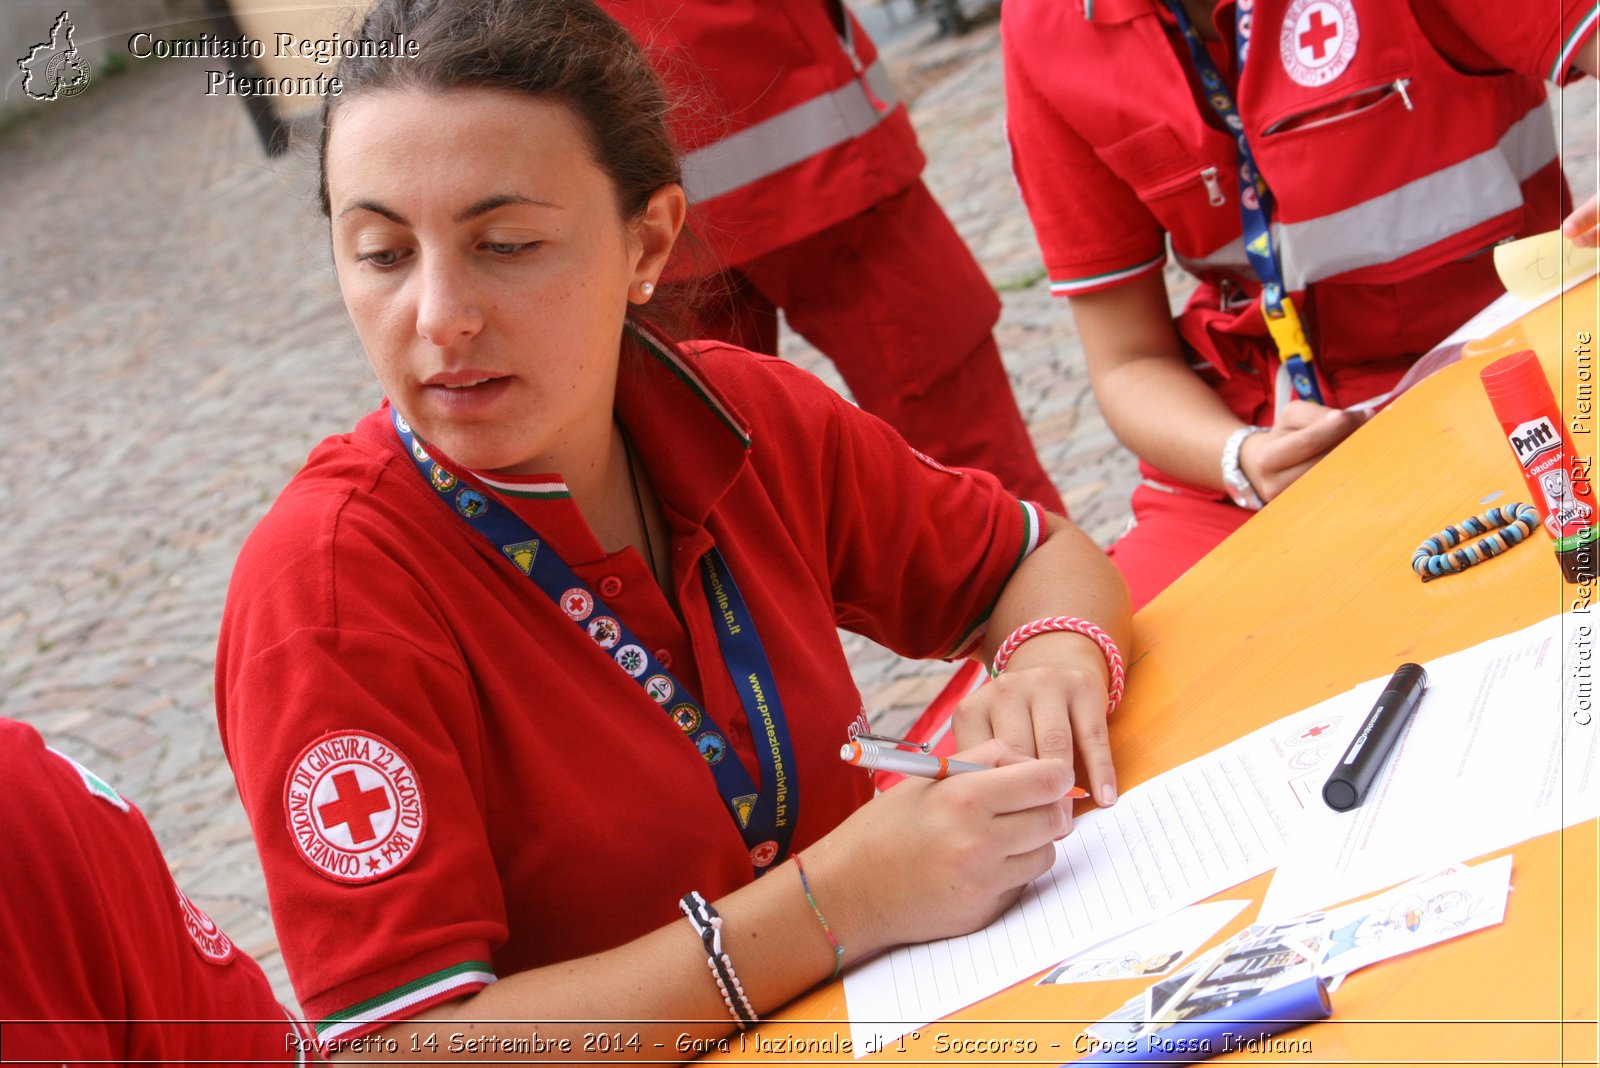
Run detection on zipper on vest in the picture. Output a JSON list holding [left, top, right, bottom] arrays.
[[1263, 79, 1414, 136], [1200, 166, 1226, 206]]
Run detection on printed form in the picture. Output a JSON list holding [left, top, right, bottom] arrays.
[[843, 693, 1349, 1052], [1262, 611, 1597, 918]]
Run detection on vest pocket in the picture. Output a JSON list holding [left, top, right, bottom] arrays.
[[1095, 121, 1231, 207], [1260, 78, 1413, 139]]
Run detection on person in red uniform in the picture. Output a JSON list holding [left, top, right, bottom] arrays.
[[594, 0, 1067, 514], [217, 0, 1130, 1056], [1004, 0, 1600, 607], [0, 718, 318, 1063]]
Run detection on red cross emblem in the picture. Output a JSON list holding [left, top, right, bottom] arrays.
[[1280, 0, 1358, 87], [318, 769, 390, 845], [285, 731, 427, 884], [1298, 9, 1338, 60], [561, 587, 594, 621]]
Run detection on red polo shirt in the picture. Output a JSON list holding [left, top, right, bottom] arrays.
[[216, 334, 1045, 1042], [0, 719, 315, 1063]]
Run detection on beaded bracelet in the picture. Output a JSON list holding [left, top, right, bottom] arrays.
[[991, 616, 1126, 714], [792, 853, 845, 980], [679, 891, 757, 1029], [1411, 503, 1539, 582]]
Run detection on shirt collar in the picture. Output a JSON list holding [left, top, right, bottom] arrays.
[[425, 320, 752, 565], [614, 320, 752, 527]]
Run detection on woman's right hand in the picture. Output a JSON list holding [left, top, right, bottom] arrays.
[[1237, 400, 1368, 503], [801, 739, 1075, 959]]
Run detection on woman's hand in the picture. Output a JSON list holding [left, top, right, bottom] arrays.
[[952, 640, 1114, 807], [1563, 194, 1600, 248], [1238, 400, 1368, 502], [804, 739, 1075, 955]]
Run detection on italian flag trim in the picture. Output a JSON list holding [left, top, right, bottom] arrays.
[[1553, 3, 1600, 82], [316, 961, 496, 1042], [475, 474, 571, 500], [945, 501, 1045, 660], [628, 321, 751, 447], [1049, 253, 1165, 296]]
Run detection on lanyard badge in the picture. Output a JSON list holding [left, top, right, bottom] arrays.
[[390, 407, 799, 873], [1164, 0, 1325, 404]]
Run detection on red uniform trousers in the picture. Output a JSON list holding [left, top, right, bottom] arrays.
[[688, 180, 1066, 515], [1107, 485, 1255, 610]]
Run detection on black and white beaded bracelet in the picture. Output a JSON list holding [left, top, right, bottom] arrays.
[[679, 891, 757, 1029]]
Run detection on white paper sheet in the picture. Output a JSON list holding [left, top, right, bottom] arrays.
[[843, 694, 1357, 1052], [1261, 613, 1596, 919], [1036, 899, 1250, 985]]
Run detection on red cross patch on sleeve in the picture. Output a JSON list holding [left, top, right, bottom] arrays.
[[283, 730, 427, 884]]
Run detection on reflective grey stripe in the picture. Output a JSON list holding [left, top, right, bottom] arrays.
[[680, 58, 900, 203], [1174, 101, 1558, 287]]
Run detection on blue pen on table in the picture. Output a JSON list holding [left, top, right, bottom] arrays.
[[1068, 976, 1332, 1065], [840, 738, 1090, 796]]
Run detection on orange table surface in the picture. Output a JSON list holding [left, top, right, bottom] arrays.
[[702, 280, 1599, 1067]]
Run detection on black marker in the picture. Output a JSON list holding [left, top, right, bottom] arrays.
[[1321, 663, 1428, 812]]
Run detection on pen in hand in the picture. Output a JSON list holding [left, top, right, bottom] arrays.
[[840, 738, 1091, 797]]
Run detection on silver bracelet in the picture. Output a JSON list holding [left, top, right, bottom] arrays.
[[1220, 425, 1269, 510]]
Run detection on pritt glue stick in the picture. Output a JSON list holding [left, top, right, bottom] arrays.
[[1480, 350, 1596, 582]]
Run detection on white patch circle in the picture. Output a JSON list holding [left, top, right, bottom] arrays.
[[1280, 0, 1358, 87], [615, 643, 648, 677], [561, 587, 594, 621], [175, 886, 236, 964], [588, 616, 621, 650], [283, 731, 426, 885]]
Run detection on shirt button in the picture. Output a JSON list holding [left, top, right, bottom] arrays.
[[598, 575, 623, 598], [655, 648, 673, 669]]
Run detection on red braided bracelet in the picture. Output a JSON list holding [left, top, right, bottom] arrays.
[[990, 616, 1126, 714]]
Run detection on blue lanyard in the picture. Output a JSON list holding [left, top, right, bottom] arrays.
[[1162, 0, 1324, 404], [390, 407, 799, 874]]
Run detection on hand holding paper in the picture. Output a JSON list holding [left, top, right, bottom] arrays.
[[1493, 229, 1600, 299]]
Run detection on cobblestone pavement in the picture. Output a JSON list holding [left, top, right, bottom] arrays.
[[2, 8, 1595, 1008]]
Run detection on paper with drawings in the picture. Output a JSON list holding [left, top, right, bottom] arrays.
[[842, 691, 1361, 1053], [1261, 612, 1596, 920], [1311, 855, 1512, 978], [1035, 899, 1250, 985], [1082, 857, 1511, 1046]]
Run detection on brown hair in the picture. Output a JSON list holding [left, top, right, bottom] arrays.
[[318, 0, 678, 219]]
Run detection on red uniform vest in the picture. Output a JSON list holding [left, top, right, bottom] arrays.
[[601, 1, 924, 269], [1006, 0, 1572, 428]]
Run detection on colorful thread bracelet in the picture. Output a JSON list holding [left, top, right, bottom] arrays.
[[1411, 503, 1539, 582], [792, 852, 844, 980], [991, 616, 1126, 714], [679, 891, 757, 1029]]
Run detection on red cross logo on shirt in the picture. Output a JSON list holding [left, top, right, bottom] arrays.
[[1298, 9, 1338, 60], [287, 731, 426, 885], [1280, 0, 1358, 87], [317, 770, 390, 845]]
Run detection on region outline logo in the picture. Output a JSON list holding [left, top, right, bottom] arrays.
[[16, 11, 91, 102]]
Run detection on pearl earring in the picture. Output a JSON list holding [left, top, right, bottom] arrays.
[[640, 281, 655, 297]]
